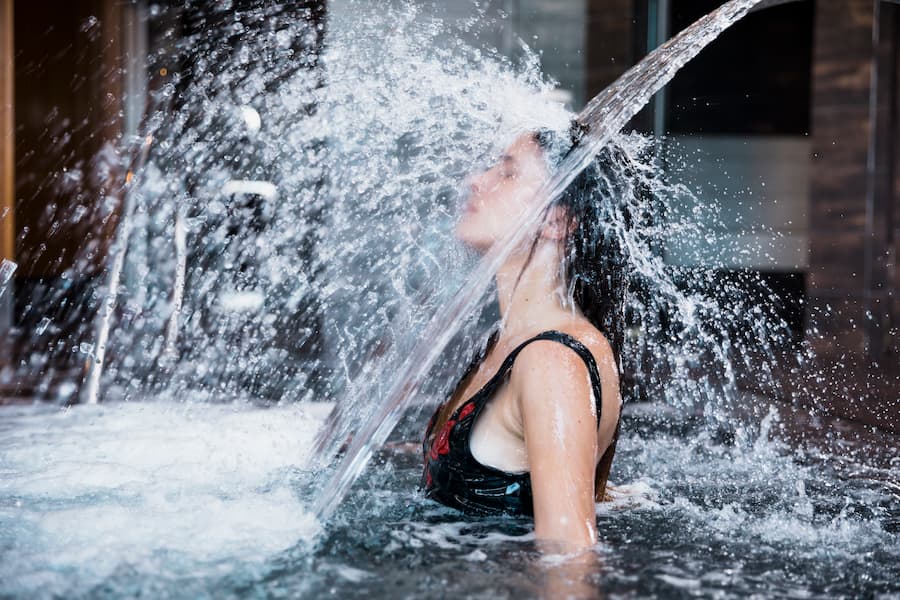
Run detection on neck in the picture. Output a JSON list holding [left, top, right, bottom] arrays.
[[495, 240, 573, 338]]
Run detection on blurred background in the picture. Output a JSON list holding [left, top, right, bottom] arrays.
[[0, 0, 897, 430]]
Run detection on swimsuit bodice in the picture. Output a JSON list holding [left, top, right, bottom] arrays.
[[421, 330, 620, 517]]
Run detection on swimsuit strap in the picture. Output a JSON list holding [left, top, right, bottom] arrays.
[[487, 330, 604, 421]]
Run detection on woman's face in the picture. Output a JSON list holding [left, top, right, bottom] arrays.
[[456, 133, 549, 251]]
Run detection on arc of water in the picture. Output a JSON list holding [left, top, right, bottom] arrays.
[[309, 0, 767, 522]]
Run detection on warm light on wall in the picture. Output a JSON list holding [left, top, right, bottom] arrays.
[[0, 0, 13, 264]]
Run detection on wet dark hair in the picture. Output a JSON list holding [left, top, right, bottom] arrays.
[[527, 123, 640, 370]]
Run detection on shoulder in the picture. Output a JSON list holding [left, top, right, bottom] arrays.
[[510, 338, 596, 429], [510, 325, 608, 406], [510, 324, 621, 423], [559, 323, 619, 395], [515, 323, 617, 381], [566, 322, 618, 375]]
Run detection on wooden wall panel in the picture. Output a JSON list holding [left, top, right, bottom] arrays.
[[584, 0, 636, 100], [0, 0, 12, 364], [805, 0, 899, 430], [0, 0, 12, 264]]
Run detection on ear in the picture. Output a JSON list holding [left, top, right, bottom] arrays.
[[539, 205, 572, 241]]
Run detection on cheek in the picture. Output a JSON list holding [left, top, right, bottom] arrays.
[[492, 186, 535, 222], [478, 199, 518, 229], [459, 180, 538, 236]]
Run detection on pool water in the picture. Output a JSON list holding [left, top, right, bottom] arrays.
[[305, 401, 899, 599], [1, 398, 896, 598]]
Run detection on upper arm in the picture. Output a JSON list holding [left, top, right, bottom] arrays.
[[512, 341, 599, 549]]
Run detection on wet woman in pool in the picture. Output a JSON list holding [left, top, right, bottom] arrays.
[[422, 124, 632, 550]]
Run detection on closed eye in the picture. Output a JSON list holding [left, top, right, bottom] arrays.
[[500, 154, 517, 179]]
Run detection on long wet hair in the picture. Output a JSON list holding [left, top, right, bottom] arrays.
[[526, 123, 641, 372], [432, 125, 641, 498]]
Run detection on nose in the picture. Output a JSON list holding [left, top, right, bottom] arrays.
[[468, 173, 485, 196]]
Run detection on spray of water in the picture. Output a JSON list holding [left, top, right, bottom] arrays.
[[309, 0, 776, 522], [75, 2, 575, 409], [6, 1, 893, 596]]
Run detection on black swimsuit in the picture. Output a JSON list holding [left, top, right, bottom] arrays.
[[421, 330, 619, 517]]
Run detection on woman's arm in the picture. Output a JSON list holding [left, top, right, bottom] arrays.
[[513, 341, 599, 550]]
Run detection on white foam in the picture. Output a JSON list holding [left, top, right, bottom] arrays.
[[0, 402, 330, 597], [332, 564, 373, 583], [596, 480, 662, 513], [657, 574, 701, 590], [620, 427, 895, 559], [396, 520, 534, 550]]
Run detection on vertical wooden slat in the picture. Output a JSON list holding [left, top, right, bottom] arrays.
[[0, 0, 13, 264], [803, 0, 900, 429], [584, 0, 636, 100], [807, 0, 875, 360], [0, 0, 13, 369]]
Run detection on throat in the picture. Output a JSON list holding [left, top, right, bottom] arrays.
[[495, 242, 574, 337]]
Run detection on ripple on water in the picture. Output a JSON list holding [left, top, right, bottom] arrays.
[[1, 400, 897, 598]]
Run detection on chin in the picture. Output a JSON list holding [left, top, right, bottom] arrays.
[[455, 219, 493, 253]]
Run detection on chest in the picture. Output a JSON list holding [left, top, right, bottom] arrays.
[[447, 350, 517, 415]]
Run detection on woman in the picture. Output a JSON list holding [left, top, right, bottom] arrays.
[[422, 123, 634, 550]]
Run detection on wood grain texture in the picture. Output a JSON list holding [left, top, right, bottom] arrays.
[[808, 0, 875, 307], [0, 0, 12, 263], [584, 0, 635, 100], [804, 0, 899, 428]]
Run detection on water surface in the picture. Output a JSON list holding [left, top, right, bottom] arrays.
[[2, 398, 896, 598]]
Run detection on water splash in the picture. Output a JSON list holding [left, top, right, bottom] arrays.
[[81, 1, 573, 411], [5, 0, 892, 595], [310, 0, 776, 522], [0, 402, 329, 597], [0, 258, 16, 298]]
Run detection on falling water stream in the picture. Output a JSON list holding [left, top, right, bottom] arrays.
[[1, 0, 898, 597], [309, 0, 774, 522]]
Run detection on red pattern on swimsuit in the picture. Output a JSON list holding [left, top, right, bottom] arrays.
[[428, 402, 475, 461]]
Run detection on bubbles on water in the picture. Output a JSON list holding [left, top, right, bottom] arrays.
[[0, 402, 328, 597]]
